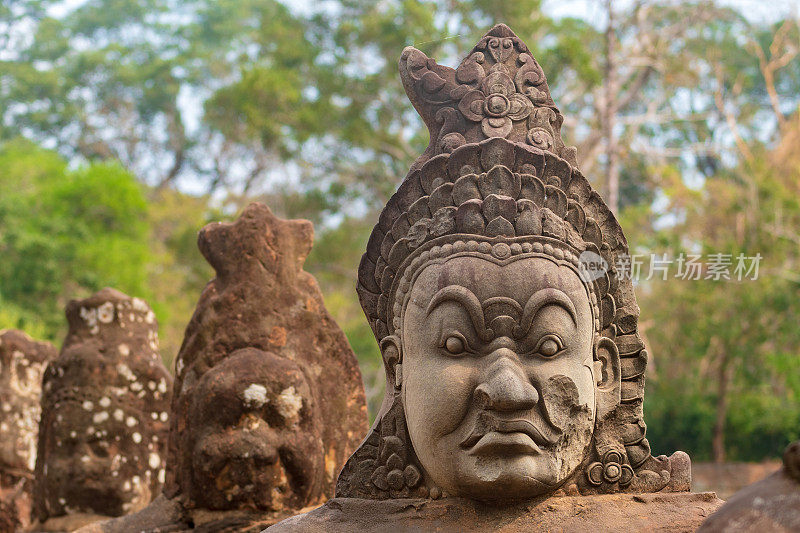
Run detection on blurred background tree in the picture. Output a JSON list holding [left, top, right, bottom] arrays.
[[0, 0, 797, 457]]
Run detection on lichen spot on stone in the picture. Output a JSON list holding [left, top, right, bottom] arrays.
[[132, 297, 149, 313], [276, 386, 303, 419], [243, 383, 268, 408], [79, 306, 99, 334], [97, 301, 115, 323], [118, 343, 130, 356], [132, 432, 142, 443], [148, 453, 160, 469], [117, 363, 137, 382]]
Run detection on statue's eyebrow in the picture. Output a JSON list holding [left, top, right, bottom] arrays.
[[426, 286, 491, 341], [515, 288, 577, 338]]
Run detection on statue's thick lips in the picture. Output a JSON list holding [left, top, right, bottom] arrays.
[[460, 418, 554, 455], [465, 430, 542, 456]]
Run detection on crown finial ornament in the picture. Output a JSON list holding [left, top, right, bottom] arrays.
[[399, 23, 577, 169], [268, 24, 721, 533]]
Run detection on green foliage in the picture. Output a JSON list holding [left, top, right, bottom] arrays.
[[634, 129, 800, 461], [304, 215, 385, 419], [0, 138, 152, 338], [643, 276, 800, 461], [144, 188, 221, 365], [0, 139, 219, 369], [0, 297, 49, 341]]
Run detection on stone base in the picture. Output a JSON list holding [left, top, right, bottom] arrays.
[[265, 492, 724, 533], [30, 513, 113, 532], [73, 494, 317, 533], [697, 469, 800, 532]]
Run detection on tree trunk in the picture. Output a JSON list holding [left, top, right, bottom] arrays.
[[604, 0, 619, 214], [712, 352, 730, 463]]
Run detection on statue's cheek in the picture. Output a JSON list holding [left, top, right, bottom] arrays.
[[404, 358, 476, 439]]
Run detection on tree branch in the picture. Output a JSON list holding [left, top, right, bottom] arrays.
[[713, 65, 753, 163]]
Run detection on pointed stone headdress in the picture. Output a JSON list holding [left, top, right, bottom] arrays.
[[345, 24, 688, 499]]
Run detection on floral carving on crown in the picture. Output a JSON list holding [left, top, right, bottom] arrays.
[[399, 24, 577, 167]]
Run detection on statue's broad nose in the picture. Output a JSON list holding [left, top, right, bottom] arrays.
[[474, 351, 538, 411]]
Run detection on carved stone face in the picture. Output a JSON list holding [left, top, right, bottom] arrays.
[[400, 254, 598, 500], [0, 332, 53, 476], [39, 398, 155, 517], [188, 348, 323, 511]]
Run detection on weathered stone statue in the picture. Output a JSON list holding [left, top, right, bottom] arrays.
[[0, 330, 57, 531], [698, 440, 800, 532], [268, 24, 722, 532], [30, 288, 172, 532], [81, 203, 367, 532]]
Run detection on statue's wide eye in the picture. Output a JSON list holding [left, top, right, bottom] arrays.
[[444, 334, 466, 355], [535, 335, 564, 357]]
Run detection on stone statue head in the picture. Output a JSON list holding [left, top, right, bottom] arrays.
[[32, 289, 172, 523], [187, 348, 323, 511], [336, 24, 689, 502], [0, 330, 56, 481], [164, 203, 367, 517], [0, 330, 56, 531]]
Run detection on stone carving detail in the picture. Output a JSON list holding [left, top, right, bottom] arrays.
[[0, 330, 57, 530], [399, 23, 577, 167], [339, 23, 690, 503], [31, 288, 172, 530], [586, 449, 634, 488], [338, 393, 425, 500]]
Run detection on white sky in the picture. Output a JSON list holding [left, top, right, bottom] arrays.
[[544, 0, 798, 24], [52, 0, 796, 22]]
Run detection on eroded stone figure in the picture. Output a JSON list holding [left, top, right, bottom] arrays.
[[268, 24, 723, 532], [0, 330, 57, 531], [698, 440, 800, 532], [30, 288, 172, 532], [81, 203, 367, 532]]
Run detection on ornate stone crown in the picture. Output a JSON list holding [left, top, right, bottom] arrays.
[[345, 24, 687, 500]]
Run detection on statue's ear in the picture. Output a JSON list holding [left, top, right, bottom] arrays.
[[594, 336, 621, 415], [380, 335, 403, 390]]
